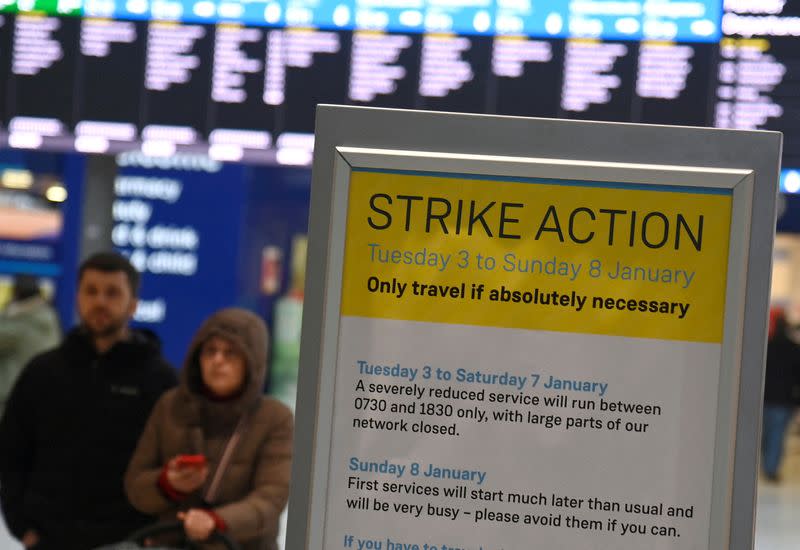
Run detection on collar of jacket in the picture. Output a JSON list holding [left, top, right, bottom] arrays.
[[61, 326, 163, 368], [172, 383, 259, 434], [172, 308, 267, 431]]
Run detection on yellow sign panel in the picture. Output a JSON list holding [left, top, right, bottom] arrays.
[[341, 169, 732, 343]]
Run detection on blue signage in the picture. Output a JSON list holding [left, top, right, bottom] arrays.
[[353, 0, 424, 33], [85, 0, 723, 41], [496, 0, 721, 40], [425, 0, 493, 35], [113, 154, 248, 367]]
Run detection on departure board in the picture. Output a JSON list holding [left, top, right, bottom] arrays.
[[716, 0, 800, 167], [6, 15, 79, 149], [279, 28, 351, 135], [0, 0, 797, 172], [348, 31, 422, 110], [76, 18, 146, 148], [71, 0, 722, 41], [0, 15, 10, 128], [141, 21, 214, 145], [634, 41, 716, 126], [560, 39, 640, 122], [417, 34, 493, 114], [206, 23, 276, 154], [491, 37, 564, 118]]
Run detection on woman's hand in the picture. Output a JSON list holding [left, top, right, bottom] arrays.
[[21, 530, 39, 548], [178, 509, 217, 541], [166, 457, 209, 494]]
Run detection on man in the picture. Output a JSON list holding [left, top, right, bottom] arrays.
[[762, 309, 800, 482], [0, 252, 177, 550], [0, 275, 61, 415]]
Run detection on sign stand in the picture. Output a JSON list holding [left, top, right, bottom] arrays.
[[287, 106, 782, 550]]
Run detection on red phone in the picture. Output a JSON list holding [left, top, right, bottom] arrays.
[[175, 454, 207, 469]]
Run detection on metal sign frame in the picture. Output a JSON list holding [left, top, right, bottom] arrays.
[[287, 105, 782, 550]]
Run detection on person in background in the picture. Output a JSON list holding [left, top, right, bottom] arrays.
[[0, 274, 61, 414], [762, 307, 800, 482], [0, 252, 177, 550], [124, 308, 293, 550]]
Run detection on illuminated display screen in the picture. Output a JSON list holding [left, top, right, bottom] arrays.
[[0, 0, 797, 173], [73, 0, 723, 40]]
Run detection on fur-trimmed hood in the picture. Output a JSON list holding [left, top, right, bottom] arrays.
[[175, 308, 269, 427]]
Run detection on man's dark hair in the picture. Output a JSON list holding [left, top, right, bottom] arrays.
[[12, 274, 42, 301], [78, 252, 141, 297]]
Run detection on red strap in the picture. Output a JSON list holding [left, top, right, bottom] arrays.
[[205, 510, 228, 532], [158, 466, 188, 502]]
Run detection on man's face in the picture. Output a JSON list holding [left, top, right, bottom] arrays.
[[77, 269, 137, 338]]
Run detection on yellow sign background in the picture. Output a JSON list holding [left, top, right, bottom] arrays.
[[340, 170, 732, 343]]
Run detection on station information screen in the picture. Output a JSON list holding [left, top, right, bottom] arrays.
[[0, 0, 797, 169]]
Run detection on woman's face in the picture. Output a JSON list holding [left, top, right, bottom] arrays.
[[199, 336, 246, 398]]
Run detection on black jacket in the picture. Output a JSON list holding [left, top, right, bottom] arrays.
[[0, 327, 177, 550], [765, 322, 800, 406]]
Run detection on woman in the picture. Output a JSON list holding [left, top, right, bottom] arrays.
[[124, 308, 293, 549]]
